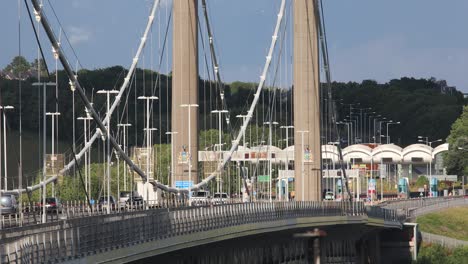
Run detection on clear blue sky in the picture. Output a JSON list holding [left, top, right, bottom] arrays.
[[1, 0, 467, 92]]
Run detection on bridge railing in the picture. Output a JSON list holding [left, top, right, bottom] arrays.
[[365, 206, 406, 223], [0, 201, 381, 263]]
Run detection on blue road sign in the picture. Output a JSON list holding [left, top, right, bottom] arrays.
[[175, 181, 193, 189]]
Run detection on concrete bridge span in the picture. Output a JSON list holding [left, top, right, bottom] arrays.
[[0, 202, 402, 263]]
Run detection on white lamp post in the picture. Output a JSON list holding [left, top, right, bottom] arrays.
[[264, 121, 278, 202], [32, 81, 55, 223], [212, 110, 228, 193], [236, 114, 248, 148], [386, 121, 400, 144], [46, 112, 60, 196], [118, 123, 132, 190], [0, 106, 14, 192], [180, 104, 199, 189], [78, 116, 93, 195], [97, 89, 119, 214], [138, 96, 158, 204], [280, 125, 293, 201]]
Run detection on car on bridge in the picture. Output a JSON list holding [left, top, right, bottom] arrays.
[[324, 191, 335, 201], [190, 190, 211, 206], [0, 195, 17, 215], [212, 193, 229, 204], [37, 197, 63, 213], [98, 196, 117, 210], [119, 191, 144, 208]]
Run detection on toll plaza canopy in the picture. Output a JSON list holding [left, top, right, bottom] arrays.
[[198, 143, 449, 164]]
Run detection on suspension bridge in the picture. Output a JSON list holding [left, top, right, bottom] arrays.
[[0, 0, 462, 263]]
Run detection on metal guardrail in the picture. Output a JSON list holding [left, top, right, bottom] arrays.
[[421, 232, 468, 249], [407, 197, 468, 219], [0, 201, 394, 263], [381, 196, 465, 210]]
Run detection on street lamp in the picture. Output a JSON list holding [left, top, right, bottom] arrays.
[[378, 120, 392, 144], [386, 121, 400, 144], [0, 106, 14, 192], [336, 122, 350, 146], [297, 130, 309, 201], [32, 81, 55, 223], [236, 114, 248, 148], [428, 139, 442, 195], [367, 113, 378, 143], [138, 96, 158, 205], [117, 123, 132, 190], [180, 104, 199, 189], [279, 125, 293, 201], [46, 112, 60, 196], [165, 131, 178, 187], [264, 121, 278, 202], [77, 116, 93, 194], [212, 110, 229, 193], [97, 89, 119, 214], [458, 147, 467, 195], [417, 136, 429, 145]]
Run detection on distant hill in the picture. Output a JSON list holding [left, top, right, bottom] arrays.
[[0, 65, 466, 181]]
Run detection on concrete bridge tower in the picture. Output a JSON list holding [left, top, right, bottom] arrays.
[[172, 0, 199, 187], [294, 0, 322, 201]]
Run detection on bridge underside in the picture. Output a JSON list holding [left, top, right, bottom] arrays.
[[72, 216, 405, 264]]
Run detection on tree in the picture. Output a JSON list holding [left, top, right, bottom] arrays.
[[415, 176, 429, 188], [444, 106, 468, 177], [3, 56, 30, 76], [31, 58, 48, 77]]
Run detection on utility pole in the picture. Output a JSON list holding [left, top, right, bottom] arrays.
[[97, 89, 119, 214], [32, 81, 55, 223]]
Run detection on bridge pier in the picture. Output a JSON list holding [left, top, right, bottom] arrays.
[[293, 0, 322, 201], [172, 0, 199, 187]]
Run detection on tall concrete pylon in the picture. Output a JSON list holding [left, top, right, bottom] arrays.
[[293, 0, 322, 201], [172, 0, 199, 187]]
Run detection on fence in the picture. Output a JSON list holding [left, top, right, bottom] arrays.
[[381, 196, 465, 211], [0, 201, 390, 263], [421, 232, 468, 249], [407, 197, 468, 219]]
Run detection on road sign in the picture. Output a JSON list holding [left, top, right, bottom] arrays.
[[175, 181, 193, 189], [257, 175, 270, 182]]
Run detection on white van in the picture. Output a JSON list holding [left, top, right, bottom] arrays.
[[189, 190, 211, 206]]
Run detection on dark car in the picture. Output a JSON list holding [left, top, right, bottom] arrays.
[[98, 196, 117, 210], [37, 197, 63, 213], [125, 192, 144, 208]]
